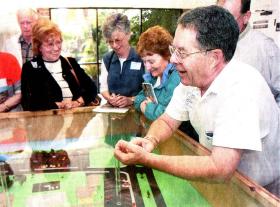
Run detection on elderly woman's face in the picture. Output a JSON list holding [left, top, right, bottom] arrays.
[[106, 30, 130, 57], [40, 35, 62, 61]]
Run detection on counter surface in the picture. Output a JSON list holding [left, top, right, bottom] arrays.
[[0, 107, 279, 206]]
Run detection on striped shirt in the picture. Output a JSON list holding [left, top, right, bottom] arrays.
[[44, 60, 73, 100]]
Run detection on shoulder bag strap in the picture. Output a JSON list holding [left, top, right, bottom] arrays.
[[65, 57, 101, 106], [65, 57, 80, 86]]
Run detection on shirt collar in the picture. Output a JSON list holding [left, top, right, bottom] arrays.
[[111, 47, 136, 63], [143, 63, 175, 86], [202, 60, 235, 97], [19, 35, 25, 43], [239, 23, 250, 41], [18, 35, 31, 45]]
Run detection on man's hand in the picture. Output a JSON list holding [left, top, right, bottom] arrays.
[[114, 139, 151, 165], [130, 137, 155, 152]]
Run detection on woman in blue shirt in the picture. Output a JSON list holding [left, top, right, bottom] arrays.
[[100, 13, 144, 108], [134, 26, 180, 120]]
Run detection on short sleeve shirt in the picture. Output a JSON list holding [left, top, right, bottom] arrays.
[[166, 59, 280, 185]]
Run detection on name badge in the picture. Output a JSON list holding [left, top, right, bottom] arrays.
[[130, 61, 141, 70], [204, 130, 214, 146], [205, 131, 213, 140]]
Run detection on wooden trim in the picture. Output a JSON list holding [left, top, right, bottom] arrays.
[[0, 106, 96, 119], [176, 129, 280, 207]]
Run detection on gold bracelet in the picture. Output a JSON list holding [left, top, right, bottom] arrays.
[[143, 135, 159, 147]]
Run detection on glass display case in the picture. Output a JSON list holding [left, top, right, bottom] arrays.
[[0, 108, 279, 207]]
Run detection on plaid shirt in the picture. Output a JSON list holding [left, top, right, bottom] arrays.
[[18, 35, 33, 64]]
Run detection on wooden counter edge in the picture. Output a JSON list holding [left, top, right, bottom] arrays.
[[0, 106, 97, 119], [176, 129, 280, 207]]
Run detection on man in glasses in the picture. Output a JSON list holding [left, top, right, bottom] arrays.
[[217, 0, 280, 107], [114, 5, 280, 197]]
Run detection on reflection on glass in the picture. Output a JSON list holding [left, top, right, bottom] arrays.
[[0, 161, 13, 207]]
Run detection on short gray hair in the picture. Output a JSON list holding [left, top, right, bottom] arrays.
[[102, 13, 130, 39], [17, 8, 38, 22]]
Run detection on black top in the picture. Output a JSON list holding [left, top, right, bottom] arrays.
[[21, 55, 97, 111]]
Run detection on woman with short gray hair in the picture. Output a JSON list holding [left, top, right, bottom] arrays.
[[100, 13, 144, 108]]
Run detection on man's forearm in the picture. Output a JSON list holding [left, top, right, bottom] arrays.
[[143, 153, 232, 183], [4, 93, 21, 110], [142, 146, 242, 183], [145, 113, 181, 146]]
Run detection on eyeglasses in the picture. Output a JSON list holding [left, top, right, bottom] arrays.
[[169, 45, 215, 62], [42, 40, 62, 50], [106, 35, 126, 46]]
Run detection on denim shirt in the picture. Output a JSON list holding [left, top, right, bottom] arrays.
[[103, 48, 145, 96]]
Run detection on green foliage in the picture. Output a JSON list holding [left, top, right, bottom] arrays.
[[130, 9, 182, 47], [130, 15, 141, 47], [51, 8, 182, 85], [141, 9, 182, 36]]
